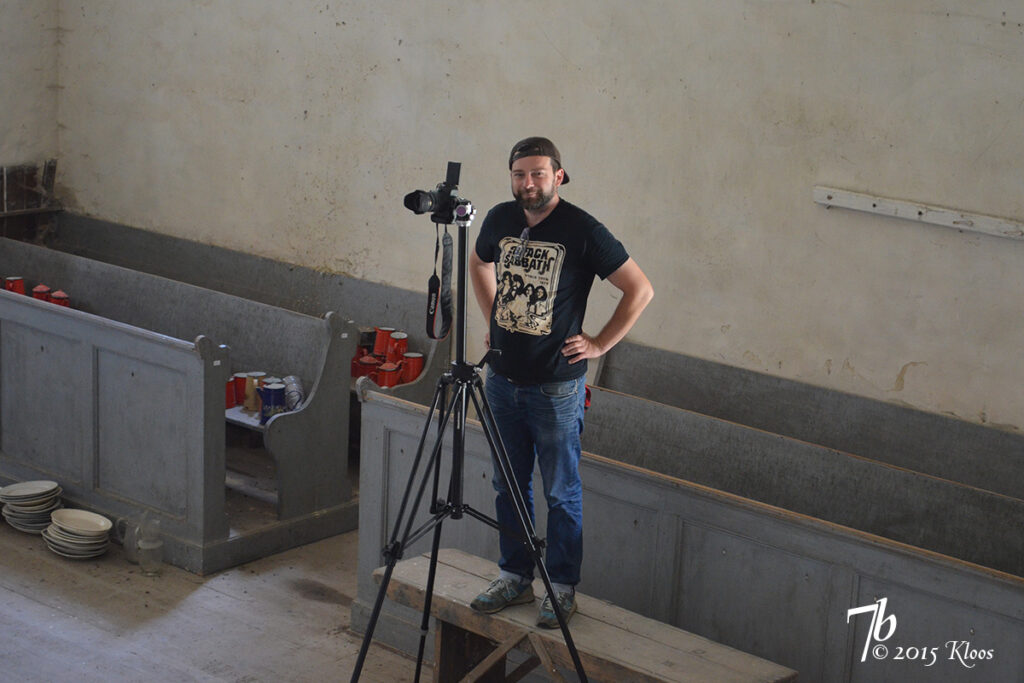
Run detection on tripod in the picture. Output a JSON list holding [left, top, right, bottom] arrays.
[[350, 201, 588, 682]]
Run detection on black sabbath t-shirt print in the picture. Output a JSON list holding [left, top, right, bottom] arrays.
[[495, 235, 565, 336]]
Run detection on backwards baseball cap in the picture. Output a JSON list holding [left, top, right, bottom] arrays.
[[508, 136, 570, 184]]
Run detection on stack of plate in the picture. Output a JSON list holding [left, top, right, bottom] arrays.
[[0, 480, 63, 533], [43, 509, 112, 559]]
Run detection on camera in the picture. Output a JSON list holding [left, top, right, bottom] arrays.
[[404, 161, 462, 224]]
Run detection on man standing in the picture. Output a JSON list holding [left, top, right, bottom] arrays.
[[468, 137, 653, 627]]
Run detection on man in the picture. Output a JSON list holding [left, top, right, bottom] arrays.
[[468, 136, 653, 627]]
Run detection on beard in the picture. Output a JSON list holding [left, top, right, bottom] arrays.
[[514, 186, 555, 211]]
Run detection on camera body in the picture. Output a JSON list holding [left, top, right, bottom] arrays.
[[404, 161, 463, 224]]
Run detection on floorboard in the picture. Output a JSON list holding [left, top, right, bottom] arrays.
[[0, 519, 413, 682]]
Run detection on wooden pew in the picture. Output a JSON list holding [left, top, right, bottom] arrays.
[[374, 549, 797, 683], [595, 341, 1024, 501], [0, 238, 359, 573], [354, 391, 1024, 682]]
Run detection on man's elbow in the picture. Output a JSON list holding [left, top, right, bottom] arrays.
[[632, 274, 654, 310]]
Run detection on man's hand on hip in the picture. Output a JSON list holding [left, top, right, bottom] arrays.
[[562, 333, 604, 364]]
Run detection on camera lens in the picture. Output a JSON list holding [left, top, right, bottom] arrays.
[[404, 190, 437, 214]]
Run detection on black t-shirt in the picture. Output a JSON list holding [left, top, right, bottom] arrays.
[[474, 199, 629, 383]]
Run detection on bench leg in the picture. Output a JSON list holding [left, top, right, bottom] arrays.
[[461, 632, 531, 683], [434, 620, 507, 683], [526, 633, 567, 683]]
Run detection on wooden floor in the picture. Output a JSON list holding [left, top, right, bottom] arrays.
[[0, 520, 414, 682]]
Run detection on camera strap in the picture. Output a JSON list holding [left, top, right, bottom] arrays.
[[426, 224, 453, 340]]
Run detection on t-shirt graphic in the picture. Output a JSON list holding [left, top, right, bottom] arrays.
[[495, 236, 565, 336]]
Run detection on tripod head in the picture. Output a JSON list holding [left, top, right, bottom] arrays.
[[454, 200, 476, 227], [404, 161, 467, 225]]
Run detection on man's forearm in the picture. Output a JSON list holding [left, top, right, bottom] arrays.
[[593, 258, 654, 353], [592, 287, 653, 353]]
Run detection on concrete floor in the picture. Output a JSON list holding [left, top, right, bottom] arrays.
[[0, 521, 416, 682]]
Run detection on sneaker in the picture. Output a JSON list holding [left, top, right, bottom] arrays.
[[537, 590, 577, 629], [470, 577, 535, 614]]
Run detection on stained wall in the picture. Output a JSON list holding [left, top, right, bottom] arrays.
[[6, 1, 1024, 429]]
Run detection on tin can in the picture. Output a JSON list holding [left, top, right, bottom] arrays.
[[283, 375, 304, 410], [232, 372, 249, 405], [355, 355, 381, 379], [243, 371, 266, 411], [377, 362, 401, 388], [4, 276, 25, 294], [259, 383, 287, 425], [386, 331, 409, 364], [373, 326, 396, 357], [402, 352, 425, 383]]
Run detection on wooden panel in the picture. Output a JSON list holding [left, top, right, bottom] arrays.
[[848, 576, 1024, 683], [0, 321, 88, 482], [580, 481, 670, 616], [681, 524, 836, 682], [380, 420, 499, 562], [96, 348, 192, 517]]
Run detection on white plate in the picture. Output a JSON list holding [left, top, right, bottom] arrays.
[[3, 516, 47, 534], [44, 524, 109, 547], [3, 500, 62, 516], [43, 527, 109, 551], [50, 509, 112, 536], [3, 507, 49, 520], [44, 540, 108, 560], [0, 480, 60, 501], [1, 493, 62, 508], [2, 508, 54, 523], [4, 491, 63, 510]]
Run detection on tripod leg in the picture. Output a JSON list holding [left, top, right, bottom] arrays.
[[470, 384, 590, 683], [388, 379, 450, 548], [349, 556, 399, 682], [351, 378, 457, 683], [397, 383, 463, 547], [413, 519, 445, 683]]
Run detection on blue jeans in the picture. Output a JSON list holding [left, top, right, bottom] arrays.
[[484, 369, 586, 586]]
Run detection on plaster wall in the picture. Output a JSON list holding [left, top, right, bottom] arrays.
[[30, 1, 1024, 429], [0, 0, 58, 163]]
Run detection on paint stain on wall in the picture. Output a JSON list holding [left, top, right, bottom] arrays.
[[891, 361, 927, 392]]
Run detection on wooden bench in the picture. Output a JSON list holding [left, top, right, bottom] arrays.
[[595, 341, 1024, 501], [48, 212, 451, 408], [581, 386, 1024, 578], [354, 390, 1024, 682], [375, 549, 797, 683], [0, 237, 359, 573]]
